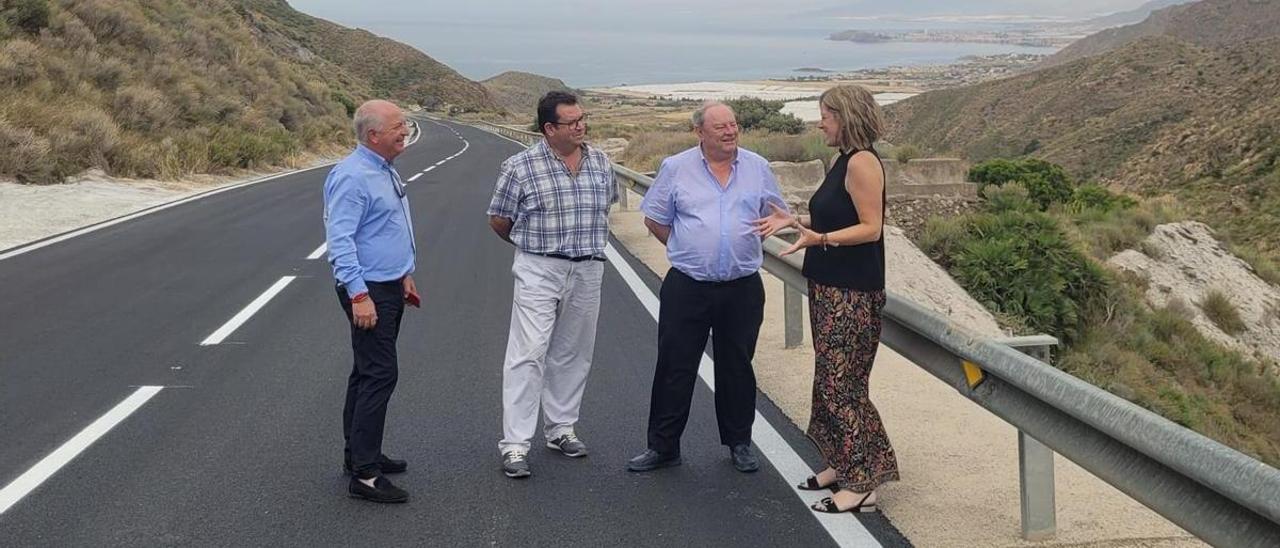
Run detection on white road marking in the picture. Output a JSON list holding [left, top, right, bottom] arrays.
[[602, 243, 883, 548], [407, 173, 423, 182], [423, 166, 436, 173], [0, 386, 164, 515], [200, 276, 297, 346], [306, 242, 327, 260]]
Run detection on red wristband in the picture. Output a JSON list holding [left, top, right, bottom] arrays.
[[351, 292, 369, 303]]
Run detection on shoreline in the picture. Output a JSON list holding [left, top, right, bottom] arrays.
[[586, 53, 1044, 122]]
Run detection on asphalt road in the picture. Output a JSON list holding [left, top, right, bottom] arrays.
[[0, 119, 910, 547]]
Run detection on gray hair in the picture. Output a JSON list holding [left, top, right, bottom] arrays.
[[353, 100, 394, 144], [691, 101, 731, 129]]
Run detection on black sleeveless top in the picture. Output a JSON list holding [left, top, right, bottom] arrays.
[[801, 148, 886, 291]]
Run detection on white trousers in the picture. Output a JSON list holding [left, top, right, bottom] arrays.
[[499, 251, 604, 454]]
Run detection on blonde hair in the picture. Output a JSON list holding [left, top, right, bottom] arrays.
[[819, 85, 883, 151]]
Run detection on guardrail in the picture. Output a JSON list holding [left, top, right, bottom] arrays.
[[466, 119, 1280, 547]]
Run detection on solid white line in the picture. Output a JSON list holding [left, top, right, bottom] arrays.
[[602, 243, 883, 548], [0, 386, 163, 515], [434, 160, 447, 167], [200, 276, 297, 345], [0, 164, 338, 262], [306, 242, 327, 260], [407, 173, 423, 182]]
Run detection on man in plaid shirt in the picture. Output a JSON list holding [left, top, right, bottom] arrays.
[[487, 91, 617, 478]]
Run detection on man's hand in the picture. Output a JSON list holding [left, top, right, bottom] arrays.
[[753, 202, 795, 238], [403, 275, 421, 308], [352, 298, 377, 330]]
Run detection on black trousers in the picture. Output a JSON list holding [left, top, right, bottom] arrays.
[[336, 280, 404, 479], [647, 269, 765, 455]]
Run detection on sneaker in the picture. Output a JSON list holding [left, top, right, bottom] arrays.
[[502, 450, 531, 478], [546, 433, 588, 457], [730, 444, 759, 473]]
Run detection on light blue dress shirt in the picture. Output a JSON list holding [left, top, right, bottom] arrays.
[[641, 146, 788, 282], [323, 144, 416, 297]]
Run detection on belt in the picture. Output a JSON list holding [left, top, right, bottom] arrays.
[[532, 252, 606, 263]]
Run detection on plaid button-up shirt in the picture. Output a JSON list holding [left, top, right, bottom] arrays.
[[487, 140, 618, 257]]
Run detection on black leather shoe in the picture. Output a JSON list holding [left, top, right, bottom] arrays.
[[344, 454, 408, 475], [627, 449, 681, 472], [730, 444, 759, 473], [348, 476, 409, 503]]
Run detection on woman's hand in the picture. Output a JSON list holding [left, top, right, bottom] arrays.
[[753, 202, 796, 238], [780, 225, 823, 256]]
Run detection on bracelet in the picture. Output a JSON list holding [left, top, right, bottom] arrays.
[[351, 292, 369, 303], [820, 233, 828, 250]]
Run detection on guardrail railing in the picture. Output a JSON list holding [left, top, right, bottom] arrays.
[[466, 119, 1280, 547]]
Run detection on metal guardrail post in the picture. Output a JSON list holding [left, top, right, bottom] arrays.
[[617, 181, 630, 211], [998, 335, 1059, 541], [783, 284, 804, 349]]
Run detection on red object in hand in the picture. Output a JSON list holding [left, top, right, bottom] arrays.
[[406, 292, 420, 308]]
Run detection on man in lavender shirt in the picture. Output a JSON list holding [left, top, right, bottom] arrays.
[[627, 102, 789, 474]]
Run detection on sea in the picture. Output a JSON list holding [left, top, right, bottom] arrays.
[[316, 15, 1056, 88]]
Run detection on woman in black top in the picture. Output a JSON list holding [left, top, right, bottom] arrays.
[[755, 84, 899, 514]]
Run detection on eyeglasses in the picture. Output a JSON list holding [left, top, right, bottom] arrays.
[[551, 114, 590, 128]]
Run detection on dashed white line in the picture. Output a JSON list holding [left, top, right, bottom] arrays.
[[200, 276, 297, 346], [306, 242, 327, 260], [407, 173, 423, 182], [0, 386, 164, 515], [423, 166, 436, 173], [601, 243, 882, 548]]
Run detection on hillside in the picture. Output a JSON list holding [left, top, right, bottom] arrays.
[[481, 71, 574, 114], [0, 0, 495, 185], [884, 34, 1280, 262], [240, 1, 497, 112], [1079, 0, 1195, 30], [1041, 0, 1280, 68]]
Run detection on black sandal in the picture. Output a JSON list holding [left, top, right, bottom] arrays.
[[810, 493, 876, 514], [797, 475, 834, 491]]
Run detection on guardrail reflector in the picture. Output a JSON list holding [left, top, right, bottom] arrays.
[[962, 361, 985, 389]]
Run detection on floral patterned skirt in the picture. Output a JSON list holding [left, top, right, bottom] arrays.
[[806, 281, 899, 492]]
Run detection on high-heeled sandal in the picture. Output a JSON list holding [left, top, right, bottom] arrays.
[[810, 492, 876, 514]]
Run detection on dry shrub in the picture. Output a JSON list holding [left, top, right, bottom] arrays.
[[50, 106, 120, 170], [621, 131, 698, 172], [0, 118, 52, 182], [740, 130, 829, 164], [113, 84, 174, 131], [0, 39, 43, 86], [1200, 289, 1246, 335]]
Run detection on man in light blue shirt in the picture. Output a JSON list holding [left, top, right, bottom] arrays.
[[323, 99, 418, 503], [628, 102, 789, 474]]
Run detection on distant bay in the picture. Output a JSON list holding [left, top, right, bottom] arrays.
[[363, 21, 1056, 87]]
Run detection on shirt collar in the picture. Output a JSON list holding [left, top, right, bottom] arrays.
[[355, 144, 394, 169], [539, 139, 591, 163], [698, 144, 739, 166]]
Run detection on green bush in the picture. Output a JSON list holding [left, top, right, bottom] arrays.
[[740, 130, 829, 164], [723, 97, 805, 135], [1068, 183, 1137, 213], [969, 158, 1074, 210], [893, 144, 922, 164], [921, 206, 1108, 343]]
